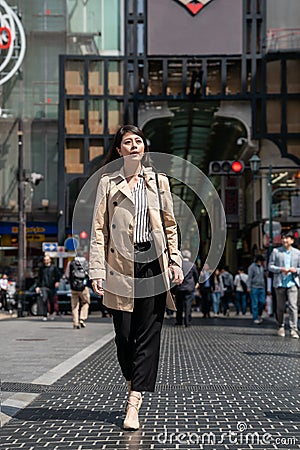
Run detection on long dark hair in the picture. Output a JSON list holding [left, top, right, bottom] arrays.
[[104, 125, 150, 166]]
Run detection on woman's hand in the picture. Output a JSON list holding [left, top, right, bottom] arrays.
[[91, 279, 104, 296], [168, 265, 184, 285]]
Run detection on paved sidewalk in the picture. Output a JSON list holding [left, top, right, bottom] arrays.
[[0, 312, 114, 426], [1, 313, 300, 449]]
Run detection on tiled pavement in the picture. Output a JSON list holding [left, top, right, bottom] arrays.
[[1, 315, 300, 449]]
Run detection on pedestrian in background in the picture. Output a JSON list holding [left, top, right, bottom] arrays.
[[247, 255, 266, 324], [199, 263, 212, 318], [89, 125, 183, 430], [66, 255, 91, 329], [174, 249, 199, 327], [268, 230, 300, 339], [36, 254, 60, 321], [0, 274, 8, 311], [220, 265, 234, 316], [211, 268, 224, 317], [234, 267, 248, 315]]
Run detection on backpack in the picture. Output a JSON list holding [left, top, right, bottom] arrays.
[[70, 259, 88, 291]]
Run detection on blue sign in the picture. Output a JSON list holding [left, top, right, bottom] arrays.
[[64, 237, 79, 251], [42, 242, 58, 252], [0, 222, 58, 235]]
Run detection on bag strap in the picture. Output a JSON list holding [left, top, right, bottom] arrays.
[[155, 172, 172, 265]]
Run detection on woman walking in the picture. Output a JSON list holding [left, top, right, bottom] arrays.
[[211, 268, 224, 317], [89, 125, 183, 430]]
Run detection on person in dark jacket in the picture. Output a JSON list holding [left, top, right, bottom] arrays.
[[200, 263, 213, 318], [36, 254, 60, 321], [247, 254, 266, 324], [175, 250, 199, 327]]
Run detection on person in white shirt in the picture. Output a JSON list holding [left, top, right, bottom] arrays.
[[234, 267, 248, 315], [0, 274, 8, 310]]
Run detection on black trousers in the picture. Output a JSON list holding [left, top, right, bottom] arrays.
[[41, 287, 55, 317], [200, 286, 211, 316], [112, 244, 166, 392]]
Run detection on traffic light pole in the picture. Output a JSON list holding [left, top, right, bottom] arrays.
[[17, 118, 26, 317]]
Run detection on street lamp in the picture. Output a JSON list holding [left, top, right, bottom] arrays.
[[249, 154, 273, 255], [248, 154, 261, 174]]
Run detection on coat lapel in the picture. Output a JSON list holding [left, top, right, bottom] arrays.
[[143, 168, 161, 231], [109, 167, 132, 201]]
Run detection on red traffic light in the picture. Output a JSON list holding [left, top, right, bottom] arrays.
[[79, 231, 88, 239], [231, 160, 244, 173], [209, 160, 245, 175]]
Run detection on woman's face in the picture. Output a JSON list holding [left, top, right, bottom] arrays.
[[117, 132, 145, 161]]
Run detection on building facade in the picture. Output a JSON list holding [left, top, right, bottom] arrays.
[[0, 0, 299, 276]]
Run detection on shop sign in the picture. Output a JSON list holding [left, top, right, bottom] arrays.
[[27, 234, 45, 242], [0, 222, 58, 235], [174, 0, 213, 16]]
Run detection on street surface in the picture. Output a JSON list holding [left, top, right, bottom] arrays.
[[0, 311, 299, 449]]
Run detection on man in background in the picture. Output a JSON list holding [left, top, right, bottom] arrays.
[[66, 255, 90, 329], [269, 230, 300, 339], [174, 250, 199, 327], [247, 255, 266, 325], [36, 254, 60, 321]]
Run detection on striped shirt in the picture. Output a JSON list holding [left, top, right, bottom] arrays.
[[131, 175, 152, 243]]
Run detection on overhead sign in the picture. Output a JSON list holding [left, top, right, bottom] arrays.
[[42, 242, 58, 252], [0, 0, 26, 86]]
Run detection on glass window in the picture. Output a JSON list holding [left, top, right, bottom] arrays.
[[137, 23, 144, 56], [6, 36, 64, 119], [32, 123, 59, 208], [108, 100, 123, 134], [287, 60, 300, 93], [89, 100, 104, 134], [266, 99, 281, 133], [167, 61, 183, 97], [187, 60, 202, 96], [24, 0, 66, 32], [88, 61, 104, 95], [65, 100, 85, 134], [267, 60, 281, 94], [137, 0, 145, 15], [89, 139, 104, 162], [226, 60, 242, 95], [0, 120, 18, 209], [67, 0, 121, 54], [148, 60, 163, 95], [287, 100, 300, 133], [207, 60, 222, 95], [108, 61, 124, 95], [65, 139, 84, 174], [65, 60, 85, 95]]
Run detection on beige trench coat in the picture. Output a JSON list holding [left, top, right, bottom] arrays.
[[89, 166, 182, 312]]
